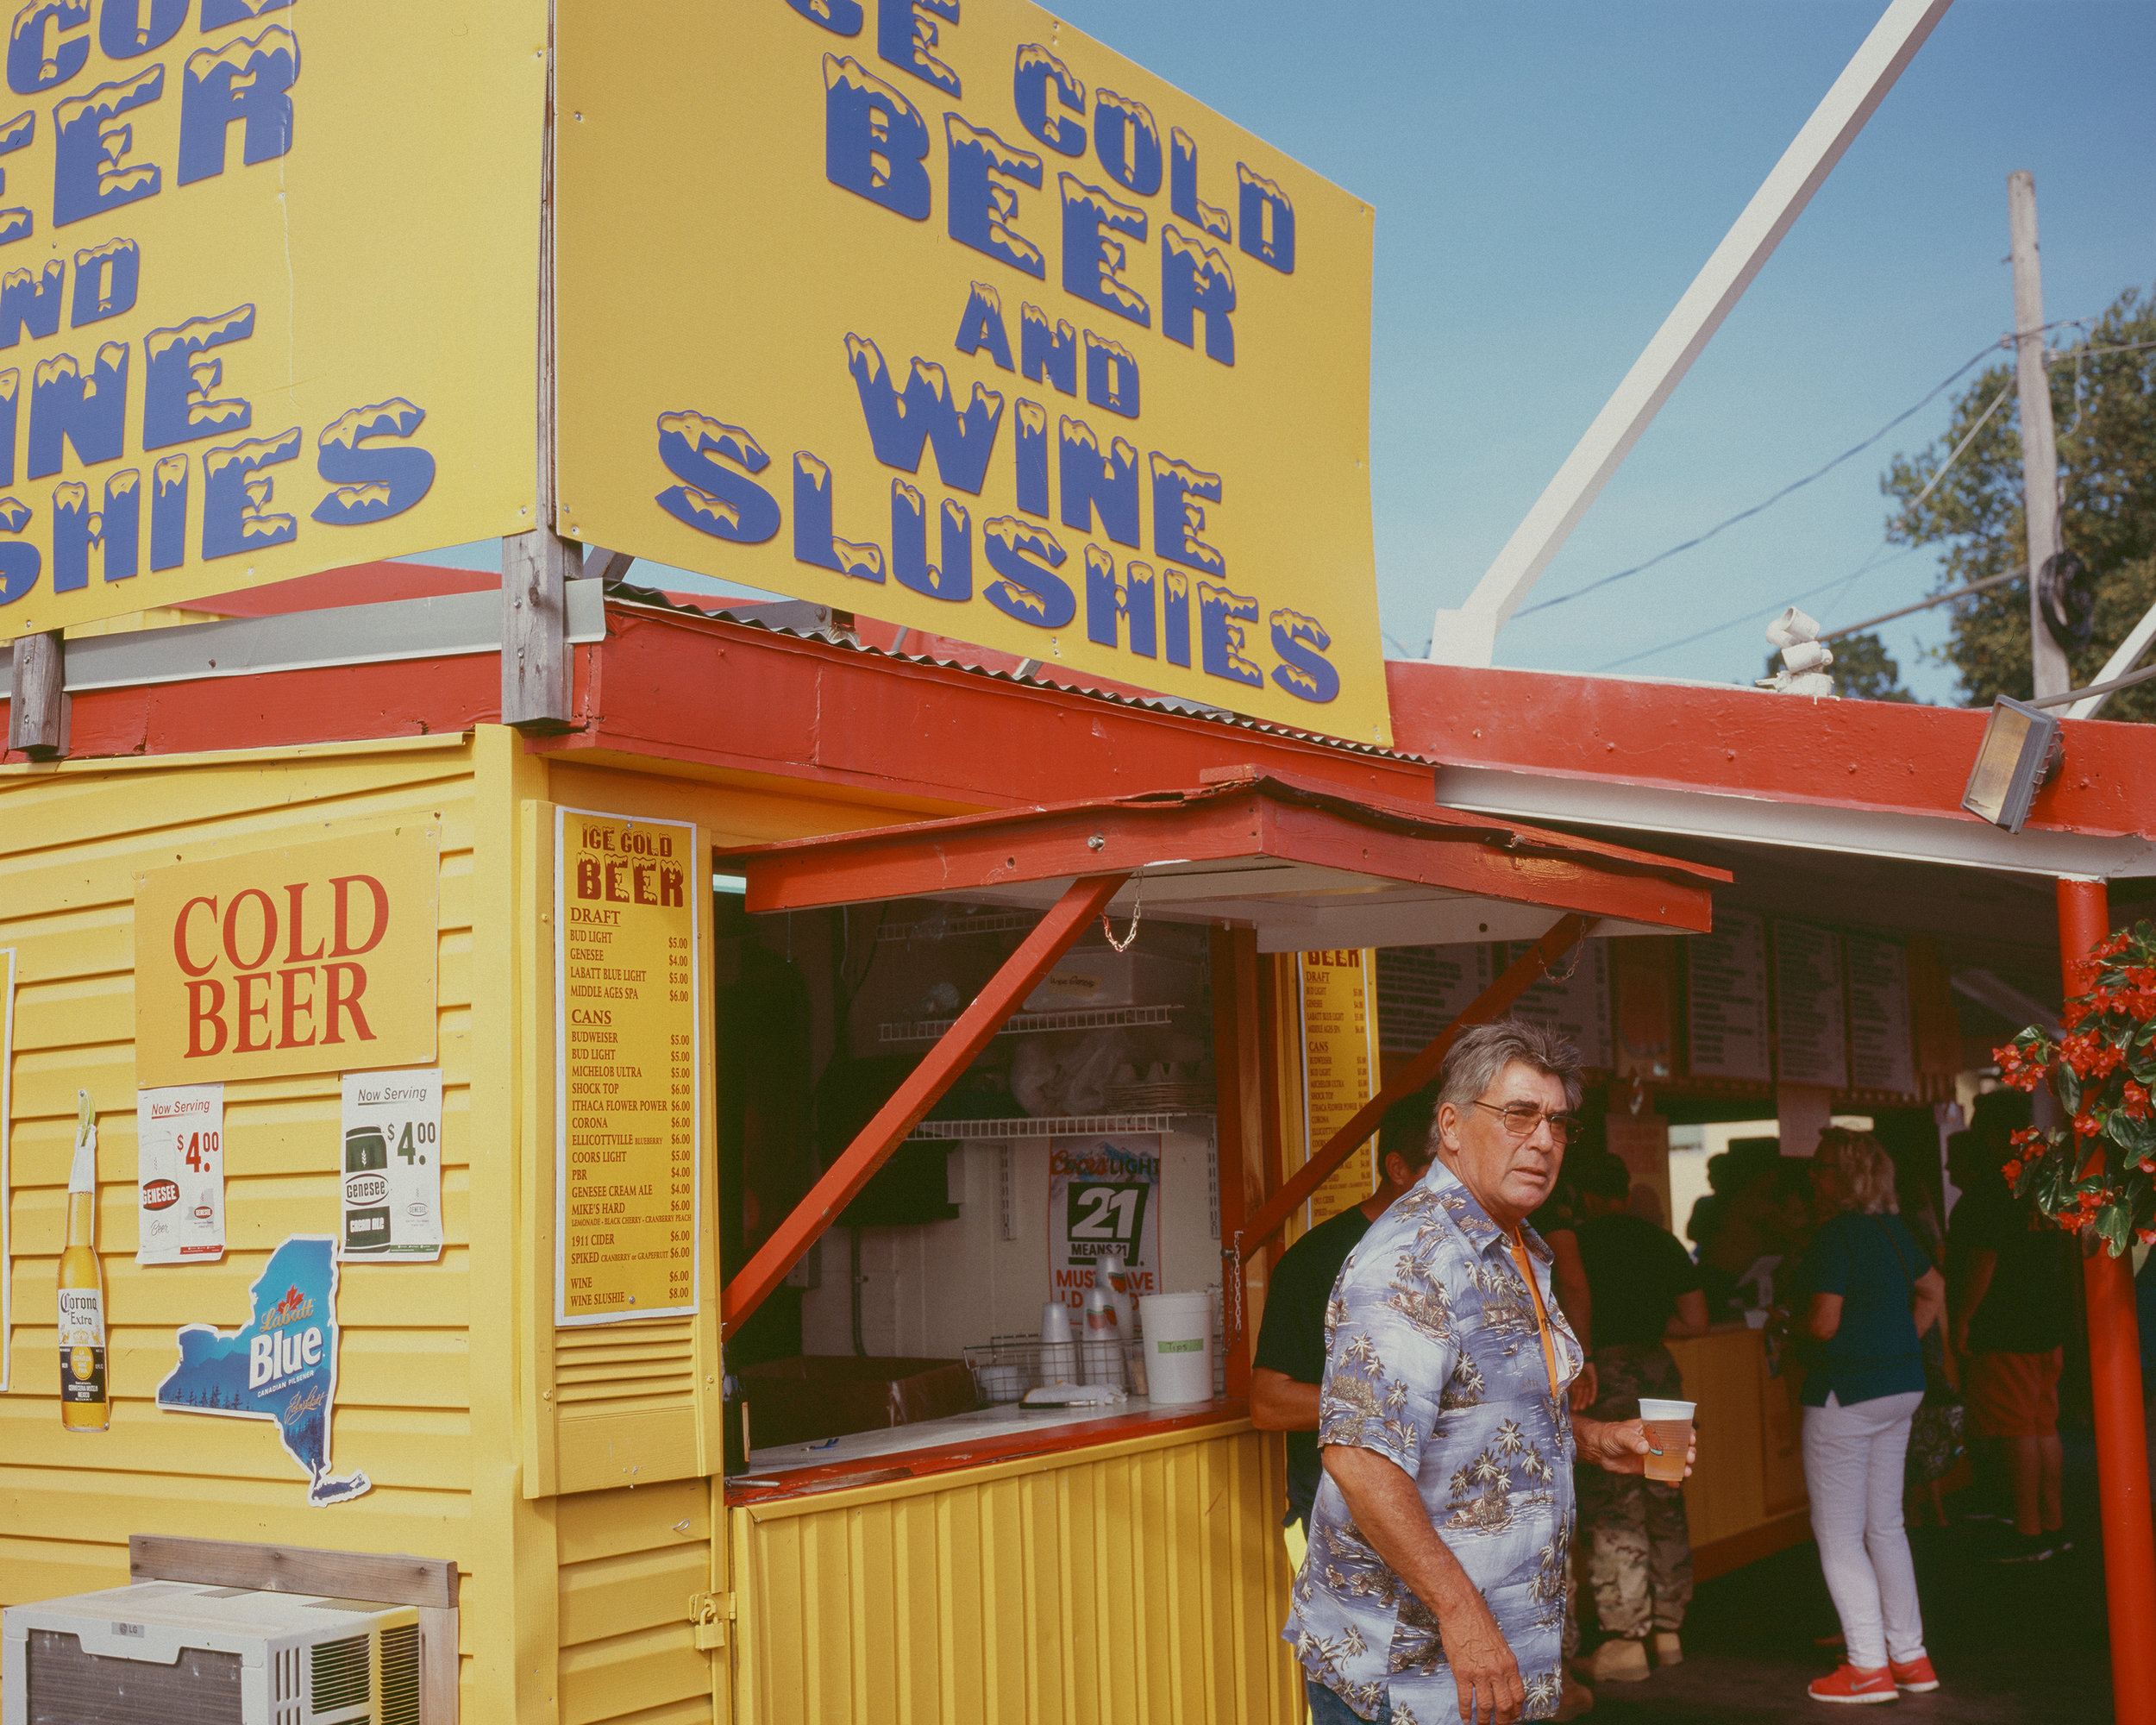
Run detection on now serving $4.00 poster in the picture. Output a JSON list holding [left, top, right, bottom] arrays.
[[339, 1070, 443, 1263], [136, 1084, 224, 1266]]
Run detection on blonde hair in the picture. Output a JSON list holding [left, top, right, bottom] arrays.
[[1819, 1128, 1898, 1215]]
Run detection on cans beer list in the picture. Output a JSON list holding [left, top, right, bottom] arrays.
[[554, 810, 701, 1325]]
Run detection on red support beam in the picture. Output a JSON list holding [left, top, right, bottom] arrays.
[[1231, 913, 1595, 1263], [2058, 878, 2156, 1724], [721, 871, 1130, 1338], [1212, 925, 1266, 1394]]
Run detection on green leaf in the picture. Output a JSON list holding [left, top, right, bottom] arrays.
[[2100, 1204, 2133, 1257], [2057, 1061, 2084, 1115]]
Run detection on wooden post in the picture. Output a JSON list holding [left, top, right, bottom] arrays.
[[1212, 925, 1265, 1396], [2010, 171, 2072, 701], [502, 1, 580, 731], [2057, 879, 2156, 1725], [7, 630, 65, 759]]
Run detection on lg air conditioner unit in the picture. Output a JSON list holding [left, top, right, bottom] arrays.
[[3, 1580, 422, 1725]]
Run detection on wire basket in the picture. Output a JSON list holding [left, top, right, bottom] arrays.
[[964, 1332, 1139, 1402]]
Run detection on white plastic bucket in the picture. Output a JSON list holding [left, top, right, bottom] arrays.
[[1140, 1291, 1215, 1405]]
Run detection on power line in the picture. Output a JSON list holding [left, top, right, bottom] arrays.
[[1592, 546, 1925, 672], [1515, 341, 2004, 618], [1816, 564, 2027, 643]]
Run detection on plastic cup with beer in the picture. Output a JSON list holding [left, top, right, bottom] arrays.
[[1639, 1397, 1695, 1483]]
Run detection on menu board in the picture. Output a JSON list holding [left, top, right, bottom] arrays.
[[1376, 944, 1491, 1054], [1846, 935, 1916, 1095], [1504, 939, 1614, 1069], [1774, 920, 1849, 1088], [1686, 911, 1771, 1082], [555, 809, 701, 1326], [1300, 950, 1381, 1228]]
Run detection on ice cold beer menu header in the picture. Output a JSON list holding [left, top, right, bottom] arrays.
[[555, 812, 702, 1326]]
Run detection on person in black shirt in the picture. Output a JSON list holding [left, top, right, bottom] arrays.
[[1250, 1088, 1438, 1534], [1572, 1149, 1708, 1684]]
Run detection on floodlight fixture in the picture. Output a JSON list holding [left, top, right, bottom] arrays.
[[1962, 695, 2063, 833]]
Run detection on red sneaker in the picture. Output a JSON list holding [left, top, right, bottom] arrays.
[[1808, 1664, 1898, 1705], [1889, 1657, 1939, 1693]]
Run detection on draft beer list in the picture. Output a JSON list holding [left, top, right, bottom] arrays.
[[555, 809, 701, 1326]]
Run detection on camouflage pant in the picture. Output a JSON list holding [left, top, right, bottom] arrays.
[[1576, 1344, 1694, 1637]]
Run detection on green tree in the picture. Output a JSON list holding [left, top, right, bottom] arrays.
[[1831, 631, 1915, 702], [1883, 284, 2156, 717]]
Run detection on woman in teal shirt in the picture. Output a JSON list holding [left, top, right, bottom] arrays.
[[1796, 1129, 1948, 1706]]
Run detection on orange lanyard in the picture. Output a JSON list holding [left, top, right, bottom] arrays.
[[1509, 1234, 1561, 1394]]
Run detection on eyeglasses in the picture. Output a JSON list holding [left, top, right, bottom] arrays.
[[1470, 1100, 1579, 1144]]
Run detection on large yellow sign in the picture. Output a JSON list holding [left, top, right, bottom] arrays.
[[555, 0, 1388, 745], [0, 0, 542, 640], [135, 826, 440, 1088], [554, 808, 699, 1327]]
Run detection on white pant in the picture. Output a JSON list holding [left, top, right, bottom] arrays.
[[1802, 1389, 1927, 1670]]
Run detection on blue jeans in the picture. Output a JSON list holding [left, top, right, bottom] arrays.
[[1306, 1679, 1390, 1724]]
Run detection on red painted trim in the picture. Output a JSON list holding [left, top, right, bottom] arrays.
[[725, 1399, 1249, 1506], [187, 561, 500, 617], [1387, 660, 2156, 840], [721, 872, 1130, 1337]]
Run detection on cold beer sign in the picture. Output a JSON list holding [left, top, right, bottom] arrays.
[[135, 827, 439, 1088]]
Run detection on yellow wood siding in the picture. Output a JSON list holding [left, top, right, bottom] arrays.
[[556, 1477, 718, 1725], [0, 737, 511, 1704], [731, 1422, 1298, 1725]]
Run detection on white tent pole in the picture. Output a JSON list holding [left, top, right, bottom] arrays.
[[1426, 0, 1956, 668], [2067, 599, 2156, 720]]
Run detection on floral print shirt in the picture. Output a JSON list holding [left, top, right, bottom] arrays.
[[1284, 1159, 1585, 1723]]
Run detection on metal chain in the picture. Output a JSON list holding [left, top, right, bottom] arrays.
[[1223, 1233, 1245, 1343], [1543, 934, 1587, 984], [1100, 875, 1145, 952]]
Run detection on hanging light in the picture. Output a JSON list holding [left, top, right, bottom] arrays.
[[1961, 696, 2063, 832]]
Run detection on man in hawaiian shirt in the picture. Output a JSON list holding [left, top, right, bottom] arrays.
[[1285, 1019, 1694, 1725]]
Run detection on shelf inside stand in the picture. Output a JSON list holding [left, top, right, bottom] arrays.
[[907, 1112, 1212, 1140], [876, 909, 1039, 944], [880, 1003, 1180, 1044]]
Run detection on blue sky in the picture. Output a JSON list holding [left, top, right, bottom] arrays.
[[423, 2, 2155, 702]]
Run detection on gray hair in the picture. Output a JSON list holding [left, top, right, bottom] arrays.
[[1435, 1019, 1584, 1121]]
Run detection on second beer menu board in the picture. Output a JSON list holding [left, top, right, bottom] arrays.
[[555, 809, 701, 1326]]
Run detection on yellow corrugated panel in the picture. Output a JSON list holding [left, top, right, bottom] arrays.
[[731, 1422, 1297, 1725], [557, 1477, 716, 1725], [0, 742, 484, 1694]]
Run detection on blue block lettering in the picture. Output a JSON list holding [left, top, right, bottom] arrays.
[[782, 0, 863, 34], [1060, 172, 1147, 328], [143, 304, 253, 448], [1012, 43, 1083, 156], [0, 494, 34, 603], [1163, 567, 1191, 667], [1269, 607, 1339, 703], [148, 451, 184, 568], [876, 0, 957, 96], [52, 468, 136, 590], [1013, 398, 1047, 518], [1237, 164, 1294, 273], [1199, 579, 1262, 686], [1057, 415, 1138, 548], [982, 514, 1072, 628], [53, 65, 161, 225], [953, 280, 1014, 370], [200, 425, 299, 558], [1169, 128, 1230, 241], [1085, 547, 1155, 656], [0, 368, 16, 484], [653, 411, 780, 543], [98, 0, 185, 57], [27, 339, 126, 477], [945, 114, 1043, 279], [792, 451, 884, 581], [1149, 454, 1224, 576], [1019, 303, 1075, 396], [179, 27, 296, 185], [891, 479, 970, 600], [1162, 225, 1234, 365], [1092, 90, 1160, 197], [847, 333, 1003, 495], [69, 235, 137, 326], [0, 259, 61, 347], [311, 398, 436, 527], [199, 0, 292, 24], [8, 0, 86, 97], [824, 53, 930, 221], [0, 106, 32, 244], [1082, 331, 1137, 419]]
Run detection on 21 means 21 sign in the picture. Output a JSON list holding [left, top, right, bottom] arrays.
[[555, 0, 1389, 747]]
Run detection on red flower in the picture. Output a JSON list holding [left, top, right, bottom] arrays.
[[2124, 1081, 2153, 1122]]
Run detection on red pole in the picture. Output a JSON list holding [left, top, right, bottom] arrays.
[[2057, 877, 2156, 1722]]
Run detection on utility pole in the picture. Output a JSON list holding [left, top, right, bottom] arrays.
[[2009, 170, 2071, 699]]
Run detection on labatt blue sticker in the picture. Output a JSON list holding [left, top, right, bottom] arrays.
[[156, 1233, 371, 1506]]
